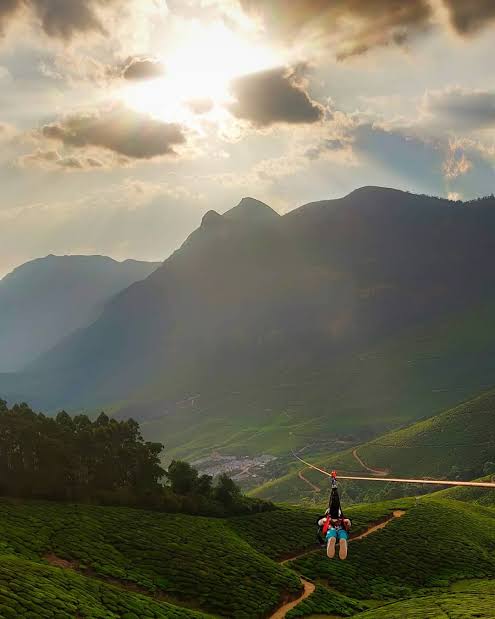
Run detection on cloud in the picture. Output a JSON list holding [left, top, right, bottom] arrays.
[[41, 106, 187, 160], [122, 57, 165, 81], [18, 148, 105, 170], [240, 0, 433, 59], [186, 98, 214, 115], [0, 0, 19, 36], [443, 141, 472, 179], [0, 122, 17, 142], [442, 0, 495, 35], [0, 0, 123, 42], [229, 67, 324, 127], [421, 87, 495, 131], [305, 138, 351, 161]]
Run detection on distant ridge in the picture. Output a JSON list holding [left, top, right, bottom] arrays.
[[0, 254, 159, 372], [2, 186, 495, 470]]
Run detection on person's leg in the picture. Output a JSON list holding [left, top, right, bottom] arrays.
[[338, 529, 348, 560], [326, 528, 337, 558]]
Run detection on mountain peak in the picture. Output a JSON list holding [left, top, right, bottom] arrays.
[[224, 197, 279, 223], [201, 210, 223, 227]]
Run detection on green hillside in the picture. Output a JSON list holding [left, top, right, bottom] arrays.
[[354, 591, 495, 619], [132, 294, 495, 464], [283, 497, 495, 618], [2, 494, 495, 617], [0, 555, 211, 619], [0, 499, 300, 618], [291, 499, 495, 599], [252, 387, 495, 505]]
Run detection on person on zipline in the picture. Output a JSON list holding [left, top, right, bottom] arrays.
[[317, 471, 351, 560]]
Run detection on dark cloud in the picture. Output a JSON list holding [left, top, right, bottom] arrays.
[[229, 67, 324, 127], [0, 0, 121, 41], [186, 98, 214, 115], [41, 106, 187, 159], [0, 0, 20, 36], [122, 57, 165, 81], [424, 88, 495, 131], [443, 0, 495, 35], [240, 0, 433, 59]]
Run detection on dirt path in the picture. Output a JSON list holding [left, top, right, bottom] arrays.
[[352, 448, 389, 476], [269, 579, 315, 619], [298, 467, 321, 492], [270, 509, 406, 618], [351, 510, 405, 541]]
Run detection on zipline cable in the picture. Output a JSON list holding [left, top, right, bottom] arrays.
[[292, 452, 495, 488]]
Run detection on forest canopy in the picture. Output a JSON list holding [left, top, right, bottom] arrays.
[[0, 401, 270, 515]]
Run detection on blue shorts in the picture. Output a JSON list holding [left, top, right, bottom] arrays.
[[326, 528, 348, 542]]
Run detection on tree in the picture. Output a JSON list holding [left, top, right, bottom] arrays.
[[0, 402, 165, 503], [195, 474, 213, 497], [166, 460, 198, 495], [214, 473, 240, 506]]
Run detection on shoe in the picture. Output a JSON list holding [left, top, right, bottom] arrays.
[[339, 539, 348, 560], [327, 537, 336, 559]]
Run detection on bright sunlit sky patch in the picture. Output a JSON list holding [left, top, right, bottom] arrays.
[[120, 19, 285, 122], [1, 0, 495, 276]]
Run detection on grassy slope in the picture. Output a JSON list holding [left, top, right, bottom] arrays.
[[0, 499, 301, 618], [356, 580, 495, 618], [252, 387, 495, 505], [227, 501, 410, 561], [231, 495, 495, 618], [291, 498, 495, 599], [0, 554, 211, 619], [434, 479, 495, 507], [2, 495, 495, 617], [0, 496, 416, 619], [354, 592, 495, 619], [133, 298, 495, 462]]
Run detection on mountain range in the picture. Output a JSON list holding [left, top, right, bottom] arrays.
[[0, 255, 159, 372], [2, 187, 495, 468]]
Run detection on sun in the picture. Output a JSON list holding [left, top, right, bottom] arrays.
[[119, 21, 282, 122]]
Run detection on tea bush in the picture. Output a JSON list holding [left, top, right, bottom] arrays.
[[0, 554, 212, 618], [356, 592, 495, 618], [290, 499, 495, 600], [285, 584, 368, 617], [0, 499, 300, 618]]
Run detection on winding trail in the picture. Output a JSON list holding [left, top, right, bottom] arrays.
[[352, 448, 389, 476], [269, 579, 316, 619], [298, 467, 321, 492], [269, 510, 406, 618]]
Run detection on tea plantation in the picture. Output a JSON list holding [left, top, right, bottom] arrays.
[[0, 554, 212, 618], [290, 498, 495, 601], [354, 592, 495, 618], [0, 499, 301, 618], [251, 388, 495, 506], [1, 495, 495, 617], [228, 499, 412, 561], [285, 584, 368, 617]]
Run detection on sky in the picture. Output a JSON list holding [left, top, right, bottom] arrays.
[[1, 0, 495, 276]]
